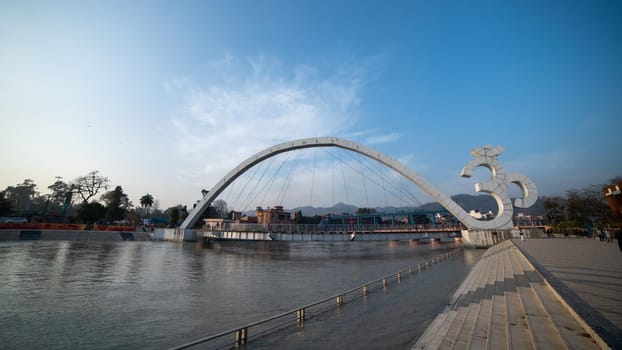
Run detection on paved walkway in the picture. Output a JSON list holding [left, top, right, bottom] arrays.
[[412, 238, 621, 349], [515, 237, 622, 348]]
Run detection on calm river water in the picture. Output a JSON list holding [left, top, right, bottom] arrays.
[[0, 240, 482, 349]]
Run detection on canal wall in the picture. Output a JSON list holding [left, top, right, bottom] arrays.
[[0, 230, 152, 241]]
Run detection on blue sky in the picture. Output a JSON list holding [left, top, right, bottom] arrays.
[[1, 0, 621, 210]]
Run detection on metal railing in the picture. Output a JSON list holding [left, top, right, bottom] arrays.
[[170, 246, 463, 349], [201, 223, 461, 234]]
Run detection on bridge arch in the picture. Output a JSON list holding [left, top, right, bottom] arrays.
[[180, 137, 535, 230]]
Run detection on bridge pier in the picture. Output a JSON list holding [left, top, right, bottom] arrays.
[[460, 228, 516, 248]]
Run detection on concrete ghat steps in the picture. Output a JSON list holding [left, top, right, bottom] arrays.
[[412, 240, 601, 350], [416, 247, 495, 348], [486, 250, 508, 349]]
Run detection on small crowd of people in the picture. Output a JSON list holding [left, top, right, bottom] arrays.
[[596, 229, 613, 243]]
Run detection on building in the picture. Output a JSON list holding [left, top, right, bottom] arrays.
[[255, 206, 292, 225], [203, 218, 234, 229]]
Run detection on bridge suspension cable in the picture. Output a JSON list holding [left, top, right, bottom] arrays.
[[258, 150, 296, 208], [309, 148, 317, 209], [275, 154, 300, 206], [209, 145, 430, 219], [340, 161, 350, 206], [229, 159, 262, 209], [323, 148, 423, 209], [238, 156, 277, 212], [357, 153, 370, 208]]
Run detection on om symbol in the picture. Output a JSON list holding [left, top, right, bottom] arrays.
[[459, 145, 538, 230]]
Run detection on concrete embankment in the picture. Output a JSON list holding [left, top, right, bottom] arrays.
[[0, 230, 152, 241]]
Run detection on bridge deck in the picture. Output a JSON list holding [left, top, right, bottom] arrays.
[[413, 239, 608, 349]]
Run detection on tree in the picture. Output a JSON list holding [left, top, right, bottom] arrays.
[[565, 185, 611, 228], [4, 179, 38, 212], [48, 177, 70, 206], [76, 202, 106, 224], [72, 170, 109, 203], [543, 196, 566, 224], [356, 207, 377, 214], [212, 199, 228, 218], [101, 186, 130, 222], [179, 206, 189, 222], [167, 206, 180, 227], [294, 210, 304, 224], [541, 177, 618, 234], [412, 214, 431, 225], [165, 205, 189, 227], [140, 194, 154, 215], [0, 190, 11, 215]]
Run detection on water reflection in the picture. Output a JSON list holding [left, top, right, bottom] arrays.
[[204, 240, 292, 258], [0, 241, 479, 350]]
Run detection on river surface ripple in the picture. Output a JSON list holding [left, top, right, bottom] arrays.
[[0, 240, 482, 349]]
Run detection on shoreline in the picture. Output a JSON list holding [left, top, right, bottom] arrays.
[[0, 229, 153, 241]]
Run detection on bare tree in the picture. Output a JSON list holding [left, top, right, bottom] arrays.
[[212, 199, 228, 218], [72, 171, 110, 203]]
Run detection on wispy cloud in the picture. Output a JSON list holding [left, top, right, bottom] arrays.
[[365, 131, 401, 145], [168, 56, 368, 188]]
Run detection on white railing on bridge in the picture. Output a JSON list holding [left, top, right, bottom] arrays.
[[200, 223, 461, 234]]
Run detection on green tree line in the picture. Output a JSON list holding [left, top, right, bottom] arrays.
[[0, 171, 192, 227], [541, 176, 621, 234]]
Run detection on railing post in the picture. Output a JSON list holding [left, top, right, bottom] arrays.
[[235, 327, 247, 345], [297, 308, 306, 322]]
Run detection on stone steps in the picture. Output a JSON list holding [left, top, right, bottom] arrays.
[[412, 240, 601, 350], [416, 248, 494, 348]]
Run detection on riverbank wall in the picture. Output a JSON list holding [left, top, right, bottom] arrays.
[[0, 230, 152, 241]]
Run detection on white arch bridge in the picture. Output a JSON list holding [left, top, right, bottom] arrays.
[[178, 137, 537, 246]]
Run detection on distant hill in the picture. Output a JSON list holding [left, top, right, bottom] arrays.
[[287, 194, 546, 217], [290, 202, 358, 216]]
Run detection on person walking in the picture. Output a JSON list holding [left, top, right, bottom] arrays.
[[520, 230, 525, 241]]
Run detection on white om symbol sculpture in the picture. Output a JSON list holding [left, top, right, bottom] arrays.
[[457, 145, 538, 230]]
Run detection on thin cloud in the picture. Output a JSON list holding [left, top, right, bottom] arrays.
[[169, 56, 367, 190], [365, 132, 401, 145]]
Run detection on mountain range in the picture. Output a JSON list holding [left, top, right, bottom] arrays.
[[286, 194, 545, 217]]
